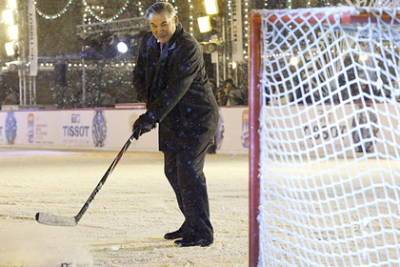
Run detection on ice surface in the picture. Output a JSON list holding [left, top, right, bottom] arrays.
[[0, 221, 93, 267], [0, 149, 248, 266]]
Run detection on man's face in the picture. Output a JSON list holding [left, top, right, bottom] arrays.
[[224, 83, 233, 92], [148, 12, 177, 44]]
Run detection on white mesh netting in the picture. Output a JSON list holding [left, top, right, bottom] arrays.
[[346, 0, 400, 8], [258, 6, 400, 266]]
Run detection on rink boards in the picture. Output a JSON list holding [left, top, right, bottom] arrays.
[[0, 106, 249, 154]]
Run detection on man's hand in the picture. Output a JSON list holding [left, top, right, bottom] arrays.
[[132, 112, 157, 140]]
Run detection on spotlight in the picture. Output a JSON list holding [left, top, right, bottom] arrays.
[[2, 9, 15, 25], [359, 53, 368, 62], [197, 16, 212, 33], [117, 42, 128, 54], [289, 56, 299, 66], [204, 0, 219, 15], [7, 24, 18, 41], [6, 0, 17, 9], [5, 42, 16, 56]]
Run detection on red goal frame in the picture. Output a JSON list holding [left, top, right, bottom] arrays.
[[249, 11, 262, 267]]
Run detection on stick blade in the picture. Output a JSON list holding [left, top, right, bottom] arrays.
[[35, 212, 77, 227]]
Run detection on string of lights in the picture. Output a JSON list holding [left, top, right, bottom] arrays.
[[170, 0, 178, 14], [188, 0, 194, 34], [34, 0, 130, 22], [162, 0, 179, 14], [39, 61, 136, 69], [34, 0, 75, 20], [82, 0, 130, 23], [83, 5, 103, 25], [243, 0, 249, 60], [137, 1, 144, 17], [262, 0, 332, 8], [226, 0, 232, 62], [264, 0, 326, 8]]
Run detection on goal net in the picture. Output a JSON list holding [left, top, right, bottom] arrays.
[[346, 0, 400, 8], [249, 6, 400, 267]]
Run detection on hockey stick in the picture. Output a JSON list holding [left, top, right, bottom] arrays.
[[35, 133, 136, 227]]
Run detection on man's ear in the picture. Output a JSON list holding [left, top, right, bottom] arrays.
[[174, 15, 179, 24]]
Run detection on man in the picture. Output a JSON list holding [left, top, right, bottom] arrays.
[[132, 2, 218, 247], [217, 78, 245, 106]]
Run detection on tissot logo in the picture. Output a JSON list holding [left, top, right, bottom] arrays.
[[63, 125, 90, 137], [71, 114, 80, 124], [63, 113, 90, 138]]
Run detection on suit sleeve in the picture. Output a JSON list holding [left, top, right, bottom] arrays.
[[147, 42, 201, 122]]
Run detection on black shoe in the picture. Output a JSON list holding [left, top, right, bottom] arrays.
[[174, 237, 213, 247], [164, 229, 183, 240]]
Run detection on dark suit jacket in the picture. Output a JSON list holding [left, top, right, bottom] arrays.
[[134, 24, 218, 151]]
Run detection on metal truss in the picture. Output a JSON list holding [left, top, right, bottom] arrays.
[[76, 17, 148, 39]]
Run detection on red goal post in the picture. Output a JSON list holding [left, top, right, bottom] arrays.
[[249, 7, 400, 267], [249, 10, 262, 267]]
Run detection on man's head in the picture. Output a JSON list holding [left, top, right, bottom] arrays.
[[145, 2, 178, 44], [223, 79, 235, 92]]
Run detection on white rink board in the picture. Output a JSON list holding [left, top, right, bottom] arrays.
[[1, 104, 399, 155], [264, 103, 400, 158], [0, 107, 250, 154], [0, 109, 158, 151]]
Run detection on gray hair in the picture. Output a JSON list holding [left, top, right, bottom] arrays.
[[144, 2, 177, 19]]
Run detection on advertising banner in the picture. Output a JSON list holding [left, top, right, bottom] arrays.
[[0, 109, 159, 151], [26, 112, 57, 145], [99, 109, 158, 151], [218, 107, 248, 154], [1, 105, 397, 155], [61, 111, 94, 147], [0, 112, 5, 144]]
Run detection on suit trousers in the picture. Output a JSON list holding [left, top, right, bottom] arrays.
[[163, 142, 213, 240]]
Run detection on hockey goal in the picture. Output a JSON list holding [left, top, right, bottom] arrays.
[[249, 6, 400, 267]]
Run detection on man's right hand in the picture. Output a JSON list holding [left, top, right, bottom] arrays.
[[132, 112, 157, 140]]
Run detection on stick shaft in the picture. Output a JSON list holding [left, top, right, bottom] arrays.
[[74, 134, 135, 223]]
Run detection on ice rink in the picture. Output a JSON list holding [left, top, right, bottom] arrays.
[[0, 148, 248, 267]]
